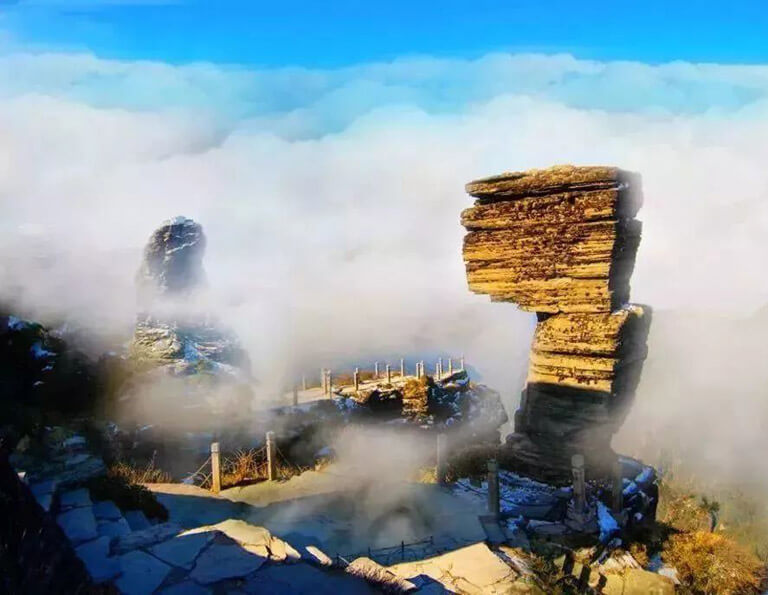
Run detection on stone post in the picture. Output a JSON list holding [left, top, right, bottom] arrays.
[[354, 367, 360, 391], [321, 368, 326, 393], [448, 358, 453, 376], [326, 370, 333, 397], [487, 459, 500, 518], [611, 459, 624, 513], [572, 454, 586, 515], [439, 357, 444, 375], [400, 358, 405, 377], [460, 355, 465, 371], [210, 442, 221, 494], [292, 385, 298, 406], [386, 364, 391, 383], [266, 431, 277, 481], [302, 375, 307, 391], [436, 434, 447, 484], [374, 361, 379, 378], [435, 361, 440, 379]]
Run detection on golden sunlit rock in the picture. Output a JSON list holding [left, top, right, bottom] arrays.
[[460, 165, 650, 482]]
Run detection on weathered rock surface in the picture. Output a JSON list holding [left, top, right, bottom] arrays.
[[528, 305, 650, 394], [334, 370, 508, 438], [462, 165, 642, 313], [121, 216, 252, 430], [136, 216, 206, 306], [460, 165, 651, 483]]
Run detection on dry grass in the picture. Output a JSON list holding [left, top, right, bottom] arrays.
[[220, 448, 263, 488], [663, 531, 764, 594], [215, 447, 307, 489], [108, 456, 171, 484], [628, 542, 650, 568]]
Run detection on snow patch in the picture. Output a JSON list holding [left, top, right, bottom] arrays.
[[597, 501, 619, 542], [30, 341, 54, 359]]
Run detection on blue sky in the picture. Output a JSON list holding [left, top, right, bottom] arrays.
[[2, 0, 768, 66]]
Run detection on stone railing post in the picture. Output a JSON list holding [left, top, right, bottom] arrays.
[[302, 374, 307, 391], [436, 434, 447, 484], [326, 370, 333, 397], [321, 368, 326, 393], [460, 355, 465, 371], [400, 358, 405, 377], [354, 367, 360, 390], [374, 361, 379, 378], [448, 358, 453, 376], [292, 385, 298, 406], [386, 364, 391, 383], [487, 459, 500, 517], [611, 459, 624, 513], [266, 431, 277, 481], [572, 454, 586, 515], [210, 442, 221, 494]]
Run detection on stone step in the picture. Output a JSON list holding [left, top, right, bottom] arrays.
[[93, 500, 123, 521], [59, 488, 92, 510], [29, 479, 57, 512], [116, 550, 172, 595], [124, 509, 152, 531], [75, 535, 122, 584], [112, 523, 183, 555], [57, 505, 99, 545], [98, 517, 132, 539]]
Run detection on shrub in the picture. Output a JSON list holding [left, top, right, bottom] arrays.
[[663, 531, 764, 594]]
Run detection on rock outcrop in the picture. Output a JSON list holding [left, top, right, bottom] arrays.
[[0, 315, 98, 438], [334, 370, 508, 439], [123, 217, 251, 429], [136, 216, 206, 308], [460, 165, 651, 482], [461, 166, 641, 313]]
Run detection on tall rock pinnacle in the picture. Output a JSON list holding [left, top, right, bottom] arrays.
[[460, 165, 651, 483], [136, 216, 206, 307], [125, 216, 251, 429]]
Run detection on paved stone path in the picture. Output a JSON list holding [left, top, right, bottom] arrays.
[[14, 434, 377, 594]]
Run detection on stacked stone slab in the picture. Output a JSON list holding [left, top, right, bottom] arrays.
[[460, 165, 651, 483]]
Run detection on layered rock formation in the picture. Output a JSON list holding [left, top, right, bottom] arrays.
[[461, 166, 641, 313], [460, 165, 650, 483]]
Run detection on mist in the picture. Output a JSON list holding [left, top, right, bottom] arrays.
[[2, 50, 768, 484]]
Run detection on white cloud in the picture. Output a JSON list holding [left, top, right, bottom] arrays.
[[2, 50, 768, 479]]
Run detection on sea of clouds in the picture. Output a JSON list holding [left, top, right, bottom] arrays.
[[2, 50, 768, 482]]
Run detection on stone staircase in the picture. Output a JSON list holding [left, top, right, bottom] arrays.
[[15, 433, 374, 594]]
